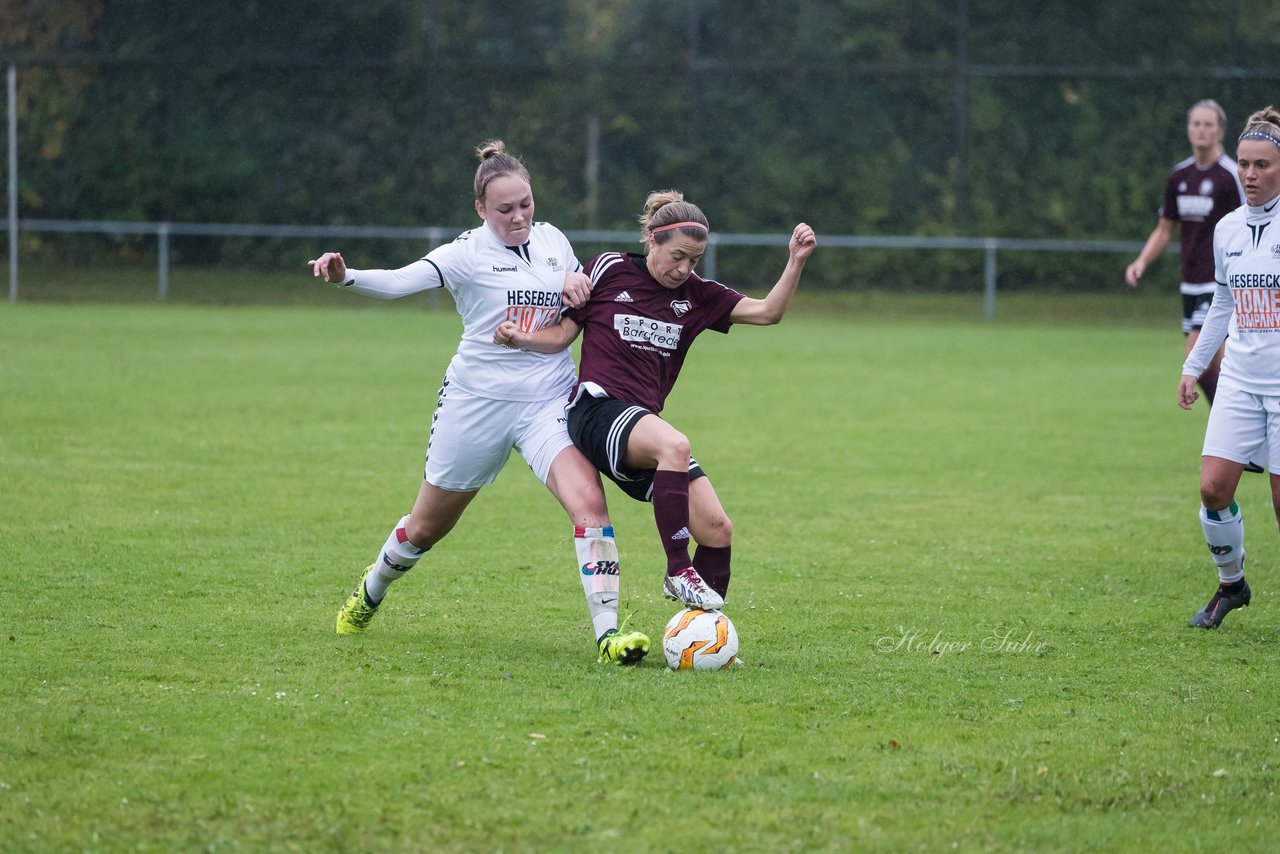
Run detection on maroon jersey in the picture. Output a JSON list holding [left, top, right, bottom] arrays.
[[1159, 154, 1244, 284], [566, 252, 746, 413]]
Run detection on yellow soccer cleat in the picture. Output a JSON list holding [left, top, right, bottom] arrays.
[[597, 627, 650, 665], [335, 565, 379, 635]]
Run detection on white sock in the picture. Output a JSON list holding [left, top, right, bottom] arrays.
[[1200, 502, 1245, 583], [365, 515, 429, 604], [575, 526, 620, 641]]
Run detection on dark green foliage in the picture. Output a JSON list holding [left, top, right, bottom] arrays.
[[4, 1, 1280, 287]]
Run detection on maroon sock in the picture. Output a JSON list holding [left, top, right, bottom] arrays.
[[694, 544, 732, 597], [652, 469, 692, 574]]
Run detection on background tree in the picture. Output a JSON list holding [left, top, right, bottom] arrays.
[[4, 0, 1280, 288]]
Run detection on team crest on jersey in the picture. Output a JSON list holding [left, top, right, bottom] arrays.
[[1273, 244, 1280, 260], [1199, 178, 1214, 196], [546, 256, 564, 272], [670, 299, 692, 317]]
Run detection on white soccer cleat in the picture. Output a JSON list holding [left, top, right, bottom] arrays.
[[663, 567, 724, 611]]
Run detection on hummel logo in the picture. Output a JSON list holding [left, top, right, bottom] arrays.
[[671, 526, 691, 541], [616, 291, 634, 303]]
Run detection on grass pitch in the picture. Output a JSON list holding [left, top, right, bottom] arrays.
[[2, 294, 1277, 852]]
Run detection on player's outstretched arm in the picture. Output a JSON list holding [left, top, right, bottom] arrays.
[[729, 223, 818, 326], [307, 255, 444, 299], [494, 316, 583, 353]]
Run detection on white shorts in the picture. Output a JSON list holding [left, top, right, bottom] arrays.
[[1202, 382, 1279, 469], [423, 380, 574, 491]]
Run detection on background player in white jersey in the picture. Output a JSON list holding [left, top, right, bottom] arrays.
[[494, 190, 817, 611], [1177, 106, 1280, 629], [1127, 100, 1246, 407], [308, 141, 649, 665]]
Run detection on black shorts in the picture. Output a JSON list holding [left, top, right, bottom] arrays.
[[566, 393, 705, 503], [1182, 290, 1214, 334]]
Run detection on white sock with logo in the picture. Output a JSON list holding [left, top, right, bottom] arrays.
[[364, 515, 430, 604], [1200, 502, 1245, 583], [575, 526, 620, 641]]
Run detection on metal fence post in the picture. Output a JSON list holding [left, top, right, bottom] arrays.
[[7, 63, 16, 303], [157, 222, 170, 300], [983, 239, 997, 322]]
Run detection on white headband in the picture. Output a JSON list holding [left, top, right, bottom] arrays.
[[1239, 128, 1280, 150]]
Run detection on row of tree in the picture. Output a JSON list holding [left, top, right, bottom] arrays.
[[5, 0, 1280, 290]]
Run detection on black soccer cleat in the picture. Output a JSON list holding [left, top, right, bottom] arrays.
[[1188, 578, 1251, 629]]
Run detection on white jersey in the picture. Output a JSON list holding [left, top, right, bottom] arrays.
[[344, 221, 580, 401], [1183, 194, 1280, 396]]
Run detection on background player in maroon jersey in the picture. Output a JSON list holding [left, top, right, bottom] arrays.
[[494, 190, 817, 611], [1126, 99, 1245, 406]]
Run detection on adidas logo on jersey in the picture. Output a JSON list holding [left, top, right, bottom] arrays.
[[615, 291, 634, 303]]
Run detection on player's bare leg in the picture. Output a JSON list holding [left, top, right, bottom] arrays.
[[336, 481, 476, 635], [689, 476, 733, 599], [625, 415, 723, 610], [1189, 456, 1250, 629], [546, 447, 647, 663]]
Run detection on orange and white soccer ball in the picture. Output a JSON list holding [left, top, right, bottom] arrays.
[[662, 608, 739, 670]]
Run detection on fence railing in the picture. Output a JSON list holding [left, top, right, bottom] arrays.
[[1, 217, 1150, 321]]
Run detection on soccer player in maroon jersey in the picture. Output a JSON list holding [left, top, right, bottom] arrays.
[[311, 141, 650, 666], [1126, 99, 1246, 406], [494, 190, 817, 610]]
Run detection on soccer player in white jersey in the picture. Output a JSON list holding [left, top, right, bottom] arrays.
[[308, 141, 649, 665], [1128, 100, 1246, 408], [1178, 106, 1280, 629], [494, 190, 817, 611]]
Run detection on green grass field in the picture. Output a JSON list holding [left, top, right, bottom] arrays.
[[3, 290, 1278, 852]]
